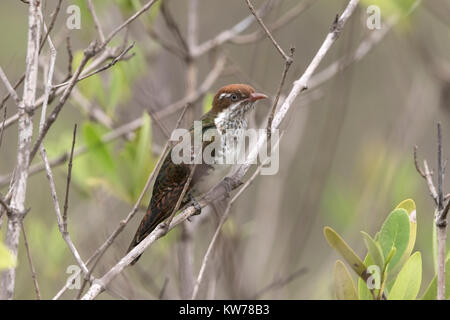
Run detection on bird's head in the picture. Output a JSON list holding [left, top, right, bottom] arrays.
[[211, 84, 267, 132]]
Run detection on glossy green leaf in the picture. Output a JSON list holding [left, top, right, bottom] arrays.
[[334, 260, 358, 300], [389, 199, 417, 275], [361, 231, 384, 269], [388, 252, 422, 300], [377, 208, 410, 273], [358, 255, 375, 300], [324, 227, 366, 278], [0, 242, 16, 270]]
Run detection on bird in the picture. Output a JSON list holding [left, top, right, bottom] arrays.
[[127, 84, 268, 264]]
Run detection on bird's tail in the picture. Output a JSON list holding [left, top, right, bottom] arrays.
[[127, 232, 144, 266], [126, 208, 164, 265]]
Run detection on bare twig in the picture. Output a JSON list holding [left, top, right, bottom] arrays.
[[0, 106, 6, 149], [414, 145, 439, 205], [63, 125, 77, 233], [160, 0, 189, 57], [0, 67, 22, 106], [190, 0, 274, 58], [245, 0, 292, 62], [52, 43, 135, 89], [267, 47, 295, 139], [20, 220, 41, 300], [99, 0, 159, 52], [232, 0, 314, 45], [87, 0, 105, 43]]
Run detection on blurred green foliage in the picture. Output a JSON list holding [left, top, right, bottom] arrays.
[[325, 199, 430, 300], [0, 241, 16, 271]]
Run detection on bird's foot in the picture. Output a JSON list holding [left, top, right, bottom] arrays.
[[223, 176, 242, 199], [187, 194, 202, 220]]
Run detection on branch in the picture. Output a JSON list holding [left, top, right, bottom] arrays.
[[231, 0, 314, 45], [415, 123, 449, 300], [20, 220, 41, 299], [87, 0, 105, 44], [0, 0, 41, 300], [190, 0, 274, 58], [0, 67, 21, 106], [245, 0, 293, 62]]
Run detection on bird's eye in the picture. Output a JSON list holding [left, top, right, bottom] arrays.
[[231, 94, 238, 101]]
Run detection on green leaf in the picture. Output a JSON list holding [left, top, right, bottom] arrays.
[[72, 51, 105, 106], [377, 208, 410, 274], [108, 65, 130, 115], [390, 199, 417, 275], [0, 242, 16, 270], [324, 227, 367, 278], [334, 260, 358, 300], [83, 122, 116, 176], [358, 255, 375, 300], [388, 252, 422, 300], [361, 231, 384, 269], [421, 256, 450, 300], [203, 93, 214, 114]]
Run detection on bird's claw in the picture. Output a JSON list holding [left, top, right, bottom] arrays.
[[189, 194, 202, 216]]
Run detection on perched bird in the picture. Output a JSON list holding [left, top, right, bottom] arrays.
[[127, 84, 267, 264]]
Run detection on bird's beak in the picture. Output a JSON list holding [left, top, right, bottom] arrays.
[[249, 92, 268, 102]]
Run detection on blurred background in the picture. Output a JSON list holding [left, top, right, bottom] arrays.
[[1, 0, 450, 299]]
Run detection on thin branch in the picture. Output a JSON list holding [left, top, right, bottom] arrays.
[[245, 0, 292, 62], [63, 124, 77, 233], [87, 0, 105, 43], [20, 220, 41, 300], [231, 0, 314, 45], [0, 66, 22, 106], [414, 146, 439, 205], [0, 106, 6, 149], [190, 0, 274, 58], [52, 43, 135, 89], [267, 47, 295, 139], [160, 0, 189, 57], [99, 0, 159, 52]]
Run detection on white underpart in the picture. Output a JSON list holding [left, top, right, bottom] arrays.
[[214, 100, 255, 162], [194, 100, 255, 196]]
